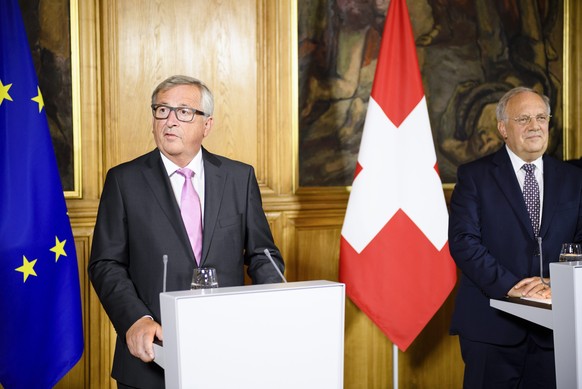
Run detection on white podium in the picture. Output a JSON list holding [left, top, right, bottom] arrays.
[[490, 261, 582, 388], [153, 280, 345, 389], [550, 261, 582, 388]]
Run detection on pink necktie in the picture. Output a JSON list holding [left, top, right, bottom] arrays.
[[177, 168, 203, 264]]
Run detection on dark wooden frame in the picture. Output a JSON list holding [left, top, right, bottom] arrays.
[[20, 0, 81, 197]]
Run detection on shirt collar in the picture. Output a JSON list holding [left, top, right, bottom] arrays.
[[159, 149, 203, 177], [505, 144, 543, 175]]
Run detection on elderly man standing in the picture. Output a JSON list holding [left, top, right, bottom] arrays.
[[89, 75, 284, 388], [449, 87, 582, 388]]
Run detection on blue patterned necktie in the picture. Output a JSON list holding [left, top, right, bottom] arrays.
[[522, 164, 540, 237]]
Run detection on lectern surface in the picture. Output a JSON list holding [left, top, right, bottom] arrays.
[[490, 297, 552, 329], [158, 280, 345, 389]]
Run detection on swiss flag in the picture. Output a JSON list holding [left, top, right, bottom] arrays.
[[339, 0, 457, 351]]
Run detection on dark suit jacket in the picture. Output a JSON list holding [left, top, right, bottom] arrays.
[[88, 147, 284, 388], [449, 147, 582, 347]]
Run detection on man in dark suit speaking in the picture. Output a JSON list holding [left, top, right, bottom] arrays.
[[449, 87, 582, 388], [88, 75, 285, 388]]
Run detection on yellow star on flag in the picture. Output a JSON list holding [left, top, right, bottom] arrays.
[[15, 255, 38, 282], [50, 236, 67, 262], [31, 86, 44, 112], [0, 79, 13, 106]]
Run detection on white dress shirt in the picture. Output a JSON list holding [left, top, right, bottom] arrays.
[[505, 145, 544, 228], [159, 150, 205, 225]]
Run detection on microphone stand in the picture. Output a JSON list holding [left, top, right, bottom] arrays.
[[263, 249, 287, 283], [162, 254, 168, 293], [538, 237, 551, 287]]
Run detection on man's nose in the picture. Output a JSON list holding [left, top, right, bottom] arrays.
[[165, 109, 180, 126]]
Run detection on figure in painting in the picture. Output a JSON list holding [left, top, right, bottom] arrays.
[[298, 0, 562, 186]]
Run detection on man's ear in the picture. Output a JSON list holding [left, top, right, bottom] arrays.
[[497, 121, 507, 139], [203, 116, 214, 138]]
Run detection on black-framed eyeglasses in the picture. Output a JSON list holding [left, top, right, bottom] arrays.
[[151, 104, 207, 122], [511, 114, 552, 126]]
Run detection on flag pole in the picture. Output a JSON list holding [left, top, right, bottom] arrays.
[[393, 344, 398, 389]]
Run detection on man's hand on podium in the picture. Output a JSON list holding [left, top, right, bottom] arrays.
[[126, 316, 164, 363], [508, 276, 551, 299]]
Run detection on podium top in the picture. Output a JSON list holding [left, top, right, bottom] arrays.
[[551, 260, 582, 269], [160, 280, 344, 300], [490, 297, 552, 329], [501, 297, 551, 310]]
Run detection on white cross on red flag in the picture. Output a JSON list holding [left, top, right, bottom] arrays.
[[339, 0, 457, 351]]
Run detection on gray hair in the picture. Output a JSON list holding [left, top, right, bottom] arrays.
[[495, 87, 550, 122], [151, 75, 214, 116]]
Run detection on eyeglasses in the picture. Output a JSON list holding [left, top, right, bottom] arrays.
[[510, 114, 551, 126], [151, 104, 207, 122]]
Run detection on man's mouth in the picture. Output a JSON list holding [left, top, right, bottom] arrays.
[[164, 132, 181, 139]]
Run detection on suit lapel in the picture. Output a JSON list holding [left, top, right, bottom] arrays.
[[200, 148, 227, 265], [141, 150, 193, 260], [491, 148, 535, 237], [539, 156, 559, 238]]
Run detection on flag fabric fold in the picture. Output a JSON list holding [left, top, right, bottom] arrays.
[[0, 1, 84, 387], [339, 0, 457, 351]]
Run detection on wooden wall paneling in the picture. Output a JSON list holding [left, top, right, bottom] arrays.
[[282, 210, 344, 282], [100, 0, 261, 173], [74, 228, 115, 389], [259, 0, 296, 195], [266, 211, 285, 261], [197, 0, 259, 166], [344, 298, 391, 388], [565, 0, 582, 159], [99, 0, 121, 172], [76, 0, 102, 199]]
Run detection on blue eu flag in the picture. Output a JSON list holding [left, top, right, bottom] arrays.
[[0, 1, 84, 387]]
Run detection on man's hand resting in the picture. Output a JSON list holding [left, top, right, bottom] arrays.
[[126, 316, 163, 362], [508, 276, 551, 299]]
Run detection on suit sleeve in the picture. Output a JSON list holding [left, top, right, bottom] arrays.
[[88, 170, 153, 338], [448, 165, 520, 298], [242, 167, 285, 284]]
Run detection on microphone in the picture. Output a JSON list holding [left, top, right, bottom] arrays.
[[538, 237, 550, 287], [162, 254, 168, 293], [263, 248, 287, 283]]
